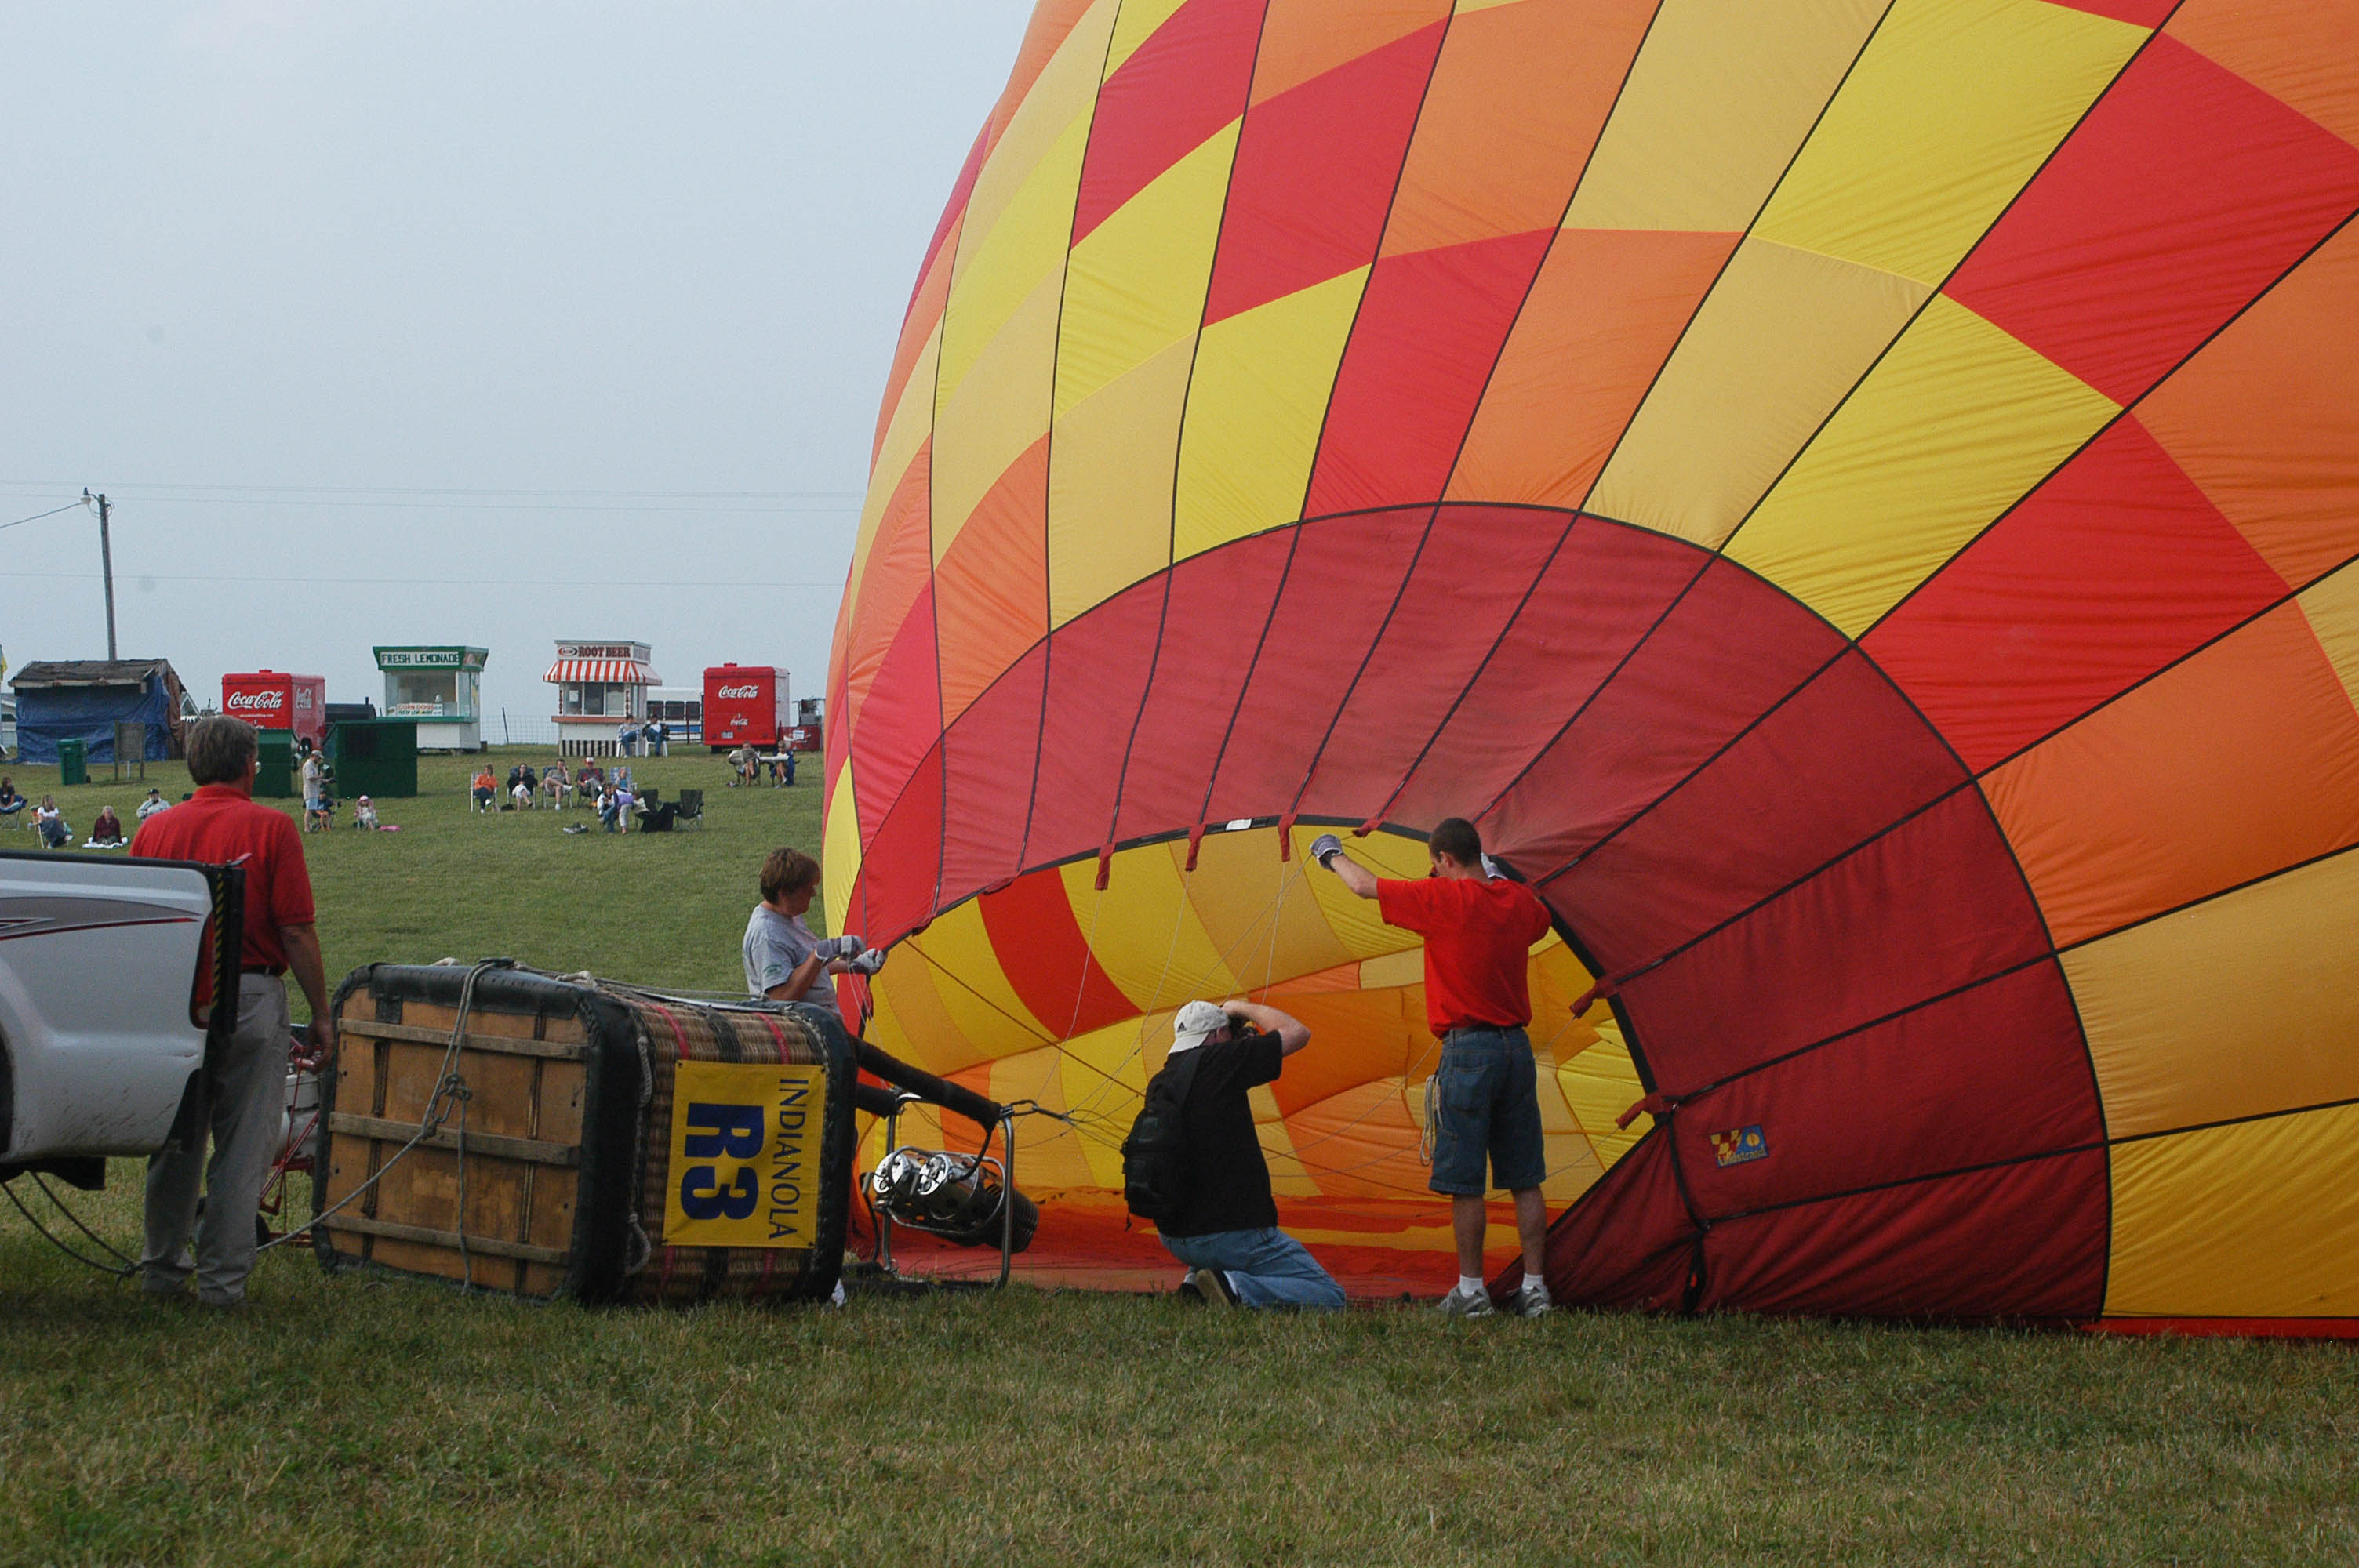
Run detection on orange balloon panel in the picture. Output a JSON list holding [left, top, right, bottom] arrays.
[[827, 0, 2359, 1327]]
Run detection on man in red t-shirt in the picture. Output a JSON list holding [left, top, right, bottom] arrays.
[[1313, 818, 1554, 1318], [133, 717, 334, 1308]]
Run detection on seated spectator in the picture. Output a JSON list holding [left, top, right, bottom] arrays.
[[471, 764, 497, 813], [730, 745, 756, 787], [0, 778, 24, 817], [34, 795, 68, 848], [576, 760, 606, 797], [354, 796, 380, 830], [519, 763, 540, 809], [598, 785, 628, 833], [87, 806, 128, 848], [136, 787, 170, 821], [510, 779, 533, 811]]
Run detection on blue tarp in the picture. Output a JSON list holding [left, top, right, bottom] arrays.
[[12, 661, 181, 764]]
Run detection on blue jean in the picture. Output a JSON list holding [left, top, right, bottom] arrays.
[[1428, 1025, 1547, 1196], [1162, 1226, 1345, 1310]]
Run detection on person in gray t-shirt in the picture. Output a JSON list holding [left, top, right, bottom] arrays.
[[742, 846, 887, 1023]]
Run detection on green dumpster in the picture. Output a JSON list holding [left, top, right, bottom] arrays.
[[56, 738, 86, 787], [254, 730, 294, 798], [329, 718, 418, 800]]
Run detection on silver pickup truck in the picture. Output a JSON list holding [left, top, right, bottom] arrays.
[[0, 849, 240, 1189]]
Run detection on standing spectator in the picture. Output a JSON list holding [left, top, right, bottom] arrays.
[[300, 748, 328, 833], [133, 717, 333, 1309], [34, 794, 67, 848], [782, 749, 797, 787]]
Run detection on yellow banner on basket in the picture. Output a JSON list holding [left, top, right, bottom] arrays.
[[662, 1061, 829, 1248]]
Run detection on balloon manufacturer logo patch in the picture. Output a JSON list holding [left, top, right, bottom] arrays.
[[663, 1061, 828, 1248], [1710, 1126, 1768, 1168]]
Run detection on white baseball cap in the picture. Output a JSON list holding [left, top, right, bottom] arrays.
[[1169, 999, 1231, 1054]]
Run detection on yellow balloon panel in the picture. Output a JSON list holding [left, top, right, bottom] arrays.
[[2066, 847, 2359, 1141], [1562, 0, 1886, 234], [1751, 0, 2146, 285], [1728, 293, 2119, 636], [2106, 1104, 2359, 1319]]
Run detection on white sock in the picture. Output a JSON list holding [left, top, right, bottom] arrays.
[[1520, 1276, 1549, 1296], [1458, 1275, 1485, 1295]]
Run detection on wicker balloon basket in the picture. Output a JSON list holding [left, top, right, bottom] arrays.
[[312, 962, 855, 1305]]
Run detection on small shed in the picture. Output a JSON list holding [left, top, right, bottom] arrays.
[[10, 659, 190, 764]]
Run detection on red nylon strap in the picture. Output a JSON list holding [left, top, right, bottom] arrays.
[[1184, 822, 1205, 872], [1095, 843, 1114, 891], [1278, 812, 1297, 860], [648, 1000, 692, 1062], [1616, 1089, 1678, 1131], [1569, 975, 1623, 1016]]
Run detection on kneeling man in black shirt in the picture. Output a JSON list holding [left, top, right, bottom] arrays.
[[1157, 998, 1345, 1309]]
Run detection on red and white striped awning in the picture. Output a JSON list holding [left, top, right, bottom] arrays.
[[544, 659, 660, 685]]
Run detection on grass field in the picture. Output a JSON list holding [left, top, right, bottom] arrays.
[[3, 749, 2356, 1565]]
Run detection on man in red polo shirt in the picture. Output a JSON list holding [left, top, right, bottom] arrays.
[[133, 716, 334, 1308], [1312, 818, 1554, 1318]]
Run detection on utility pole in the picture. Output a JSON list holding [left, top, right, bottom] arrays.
[[82, 488, 117, 659]]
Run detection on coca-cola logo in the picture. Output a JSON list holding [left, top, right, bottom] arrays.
[[716, 684, 760, 699], [226, 690, 286, 711]]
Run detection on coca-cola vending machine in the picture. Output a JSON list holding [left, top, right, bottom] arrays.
[[702, 664, 788, 751], [221, 670, 326, 746]]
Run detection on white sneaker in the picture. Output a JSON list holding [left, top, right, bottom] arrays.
[[1515, 1279, 1554, 1317], [1434, 1283, 1495, 1318]]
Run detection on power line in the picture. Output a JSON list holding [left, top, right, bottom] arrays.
[[0, 478, 863, 510], [0, 500, 84, 532], [3, 569, 841, 590]]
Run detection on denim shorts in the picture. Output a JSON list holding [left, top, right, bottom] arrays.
[[1427, 1026, 1547, 1196]]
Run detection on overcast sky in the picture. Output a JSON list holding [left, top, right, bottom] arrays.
[[1, 1, 1034, 730]]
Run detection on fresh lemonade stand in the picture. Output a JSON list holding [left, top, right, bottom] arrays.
[[372, 645, 487, 753]]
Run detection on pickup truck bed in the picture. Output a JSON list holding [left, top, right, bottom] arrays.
[[0, 849, 239, 1181]]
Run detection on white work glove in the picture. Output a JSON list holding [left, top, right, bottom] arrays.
[[847, 947, 889, 977], [1308, 833, 1345, 869], [816, 934, 864, 962]]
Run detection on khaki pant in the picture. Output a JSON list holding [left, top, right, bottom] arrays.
[[141, 975, 292, 1305]]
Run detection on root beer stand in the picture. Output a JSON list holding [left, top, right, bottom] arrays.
[[373, 645, 487, 753], [548, 640, 660, 758]]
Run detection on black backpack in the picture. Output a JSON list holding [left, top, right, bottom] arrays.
[[1121, 1048, 1206, 1222]]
